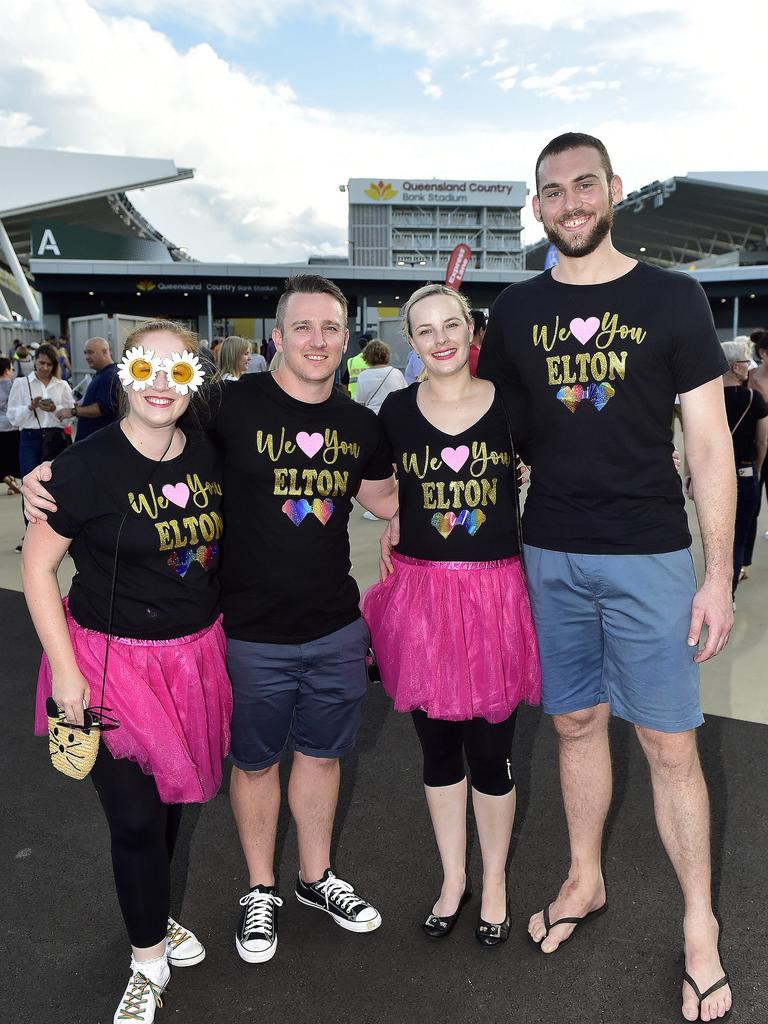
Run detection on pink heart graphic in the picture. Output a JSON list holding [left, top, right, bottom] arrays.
[[441, 445, 470, 473], [282, 498, 312, 525], [569, 317, 600, 345], [296, 431, 324, 458], [162, 482, 190, 508]]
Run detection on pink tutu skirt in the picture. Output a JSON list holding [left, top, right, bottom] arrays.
[[361, 553, 541, 723], [34, 604, 232, 804]]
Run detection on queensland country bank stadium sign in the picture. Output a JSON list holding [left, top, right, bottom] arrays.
[[348, 178, 526, 208]]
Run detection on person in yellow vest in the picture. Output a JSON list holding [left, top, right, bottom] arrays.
[[345, 334, 371, 399]]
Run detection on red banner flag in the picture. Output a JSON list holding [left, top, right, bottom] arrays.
[[444, 244, 472, 291]]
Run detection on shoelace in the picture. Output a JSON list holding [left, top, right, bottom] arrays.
[[239, 891, 284, 939], [116, 972, 164, 1022], [314, 873, 365, 914], [166, 918, 189, 950]]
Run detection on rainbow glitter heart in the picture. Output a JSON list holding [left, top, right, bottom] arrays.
[[312, 498, 334, 525], [282, 498, 312, 525], [431, 511, 457, 538], [557, 382, 615, 412], [167, 542, 219, 577], [455, 508, 486, 536]]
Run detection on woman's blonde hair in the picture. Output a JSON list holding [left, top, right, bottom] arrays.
[[123, 319, 199, 358], [218, 336, 252, 378], [400, 284, 473, 340]]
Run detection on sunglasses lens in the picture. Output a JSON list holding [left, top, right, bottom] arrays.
[[171, 361, 194, 385], [129, 358, 153, 381]]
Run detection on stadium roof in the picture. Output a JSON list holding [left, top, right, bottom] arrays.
[[0, 147, 194, 265], [525, 172, 768, 270]]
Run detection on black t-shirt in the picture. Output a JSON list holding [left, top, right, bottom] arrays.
[[212, 373, 393, 644], [479, 262, 729, 554], [47, 423, 222, 639], [379, 385, 521, 561], [724, 386, 768, 463]]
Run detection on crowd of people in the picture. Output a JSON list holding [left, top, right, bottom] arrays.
[[15, 131, 759, 1024]]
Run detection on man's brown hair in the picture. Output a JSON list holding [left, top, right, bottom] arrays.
[[275, 274, 348, 333], [535, 132, 614, 193]]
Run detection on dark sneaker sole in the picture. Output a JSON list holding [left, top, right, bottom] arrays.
[[294, 892, 382, 932], [235, 933, 278, 963]]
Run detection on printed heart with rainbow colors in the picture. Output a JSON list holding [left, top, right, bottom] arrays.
[[557, 382, 615, 413], [167, 543, 218, 577], [282, 498, 335, 526], [431, 508, 486, 539]]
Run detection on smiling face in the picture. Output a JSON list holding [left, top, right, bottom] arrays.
[[533, 145, 622, 259], [407, 292, 473, 377], [272, 292, 349, 390], [123, 330, 193, 431]]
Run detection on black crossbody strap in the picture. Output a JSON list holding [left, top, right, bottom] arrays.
[[493, 385, 526, 565]]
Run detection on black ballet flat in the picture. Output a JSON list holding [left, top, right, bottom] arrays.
[[475, 900, 511, 947], [422, 882, 473, 939]]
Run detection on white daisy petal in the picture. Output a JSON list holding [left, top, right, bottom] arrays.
[[117, 346, 162, 391], [163, 350, 206, 395]]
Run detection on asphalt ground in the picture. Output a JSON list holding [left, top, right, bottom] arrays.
[[3, 582, 767, 1024]]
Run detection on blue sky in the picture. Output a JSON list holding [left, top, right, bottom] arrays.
[[2, 1, 763, 261]]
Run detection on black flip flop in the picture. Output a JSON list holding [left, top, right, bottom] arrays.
[[683, 971, 731, 1017], [536, 901, 608, 948]]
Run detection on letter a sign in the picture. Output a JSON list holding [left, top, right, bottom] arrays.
[[37, 228, 61, 257]]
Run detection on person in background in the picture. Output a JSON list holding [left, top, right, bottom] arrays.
[[704, 338, 767, 602], [354, 340, 407, 415], [0, 357, 21, 493], [246, 343, 268, 374], [60, 337, 119, 442], [58, 340, 72, 381], [742, 328, 768, 576], [7, 342, 73, 480], [404, 348, 425, 385], [468, 310, 487, 377], [13, 344, 35, 378], [218, 336, 252, 381], [344, 333, 371, 399]]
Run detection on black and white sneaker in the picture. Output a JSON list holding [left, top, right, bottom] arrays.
[[235, 885, 283, 963], [295, 869, 382, 932]]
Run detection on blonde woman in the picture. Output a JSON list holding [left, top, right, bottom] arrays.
[[218, 336, 252, 381], [23, 320, 231, 1023]]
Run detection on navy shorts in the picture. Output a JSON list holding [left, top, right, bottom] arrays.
[[227, 617, 370, 771], [523, 545, 703, 733]]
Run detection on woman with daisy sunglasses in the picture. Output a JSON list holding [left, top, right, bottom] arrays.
[[22, 320, 231, 1024]]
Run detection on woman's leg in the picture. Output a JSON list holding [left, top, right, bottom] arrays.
[[411, 710, 468, 916], [733, 470, 760, 596], [464, 711, 519, 923], [742, 460, 766, 569], [90, 743, 180, 961], [18, 430, 43, 532]]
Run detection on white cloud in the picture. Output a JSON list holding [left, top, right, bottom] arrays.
[[0, 110, 46, 146], [416, 67, 442, 99], [522, 67, 621, 102], [492, 66, 519, 93]]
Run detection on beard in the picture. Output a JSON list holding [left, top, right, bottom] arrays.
[[544, 205, 614, 258]]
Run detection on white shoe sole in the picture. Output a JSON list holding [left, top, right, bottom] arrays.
[[235, 933, 278, 963], [295, 893, 382, 932], [167, 947, 206, 967]]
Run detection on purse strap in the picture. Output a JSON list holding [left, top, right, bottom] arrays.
[[27, 375, 43, 429], [730, 388, 753, 436], [364, 367, 394, 408]]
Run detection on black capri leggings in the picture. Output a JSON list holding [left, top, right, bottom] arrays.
[[410, 709, 518, 796], [90, 744, 182, 948]]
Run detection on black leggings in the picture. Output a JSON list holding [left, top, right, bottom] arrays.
[[410, 709, 518, 796], [91, 744, 182, 948]]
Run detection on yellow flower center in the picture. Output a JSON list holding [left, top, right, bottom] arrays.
[[171, 361, 194, 385], [129, 358, 153, 381]]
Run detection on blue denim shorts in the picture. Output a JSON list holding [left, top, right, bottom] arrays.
[[227, 617, 370, 771], [523, 545, 702, 733]]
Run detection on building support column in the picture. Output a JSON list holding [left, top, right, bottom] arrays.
[[732, 294, 740, 337], [0, 218, 41, 321]]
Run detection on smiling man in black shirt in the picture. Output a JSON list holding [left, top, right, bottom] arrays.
[[479, 133, 735, 1021]]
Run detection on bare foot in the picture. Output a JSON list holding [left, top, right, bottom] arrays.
[[682, 913, 732, 1021], [432, 874, 467, 917], [480, 877, 507, 924], [528, 873, 606, 953]]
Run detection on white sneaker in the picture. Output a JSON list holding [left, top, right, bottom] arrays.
[[362, 510, 379, 521], [166, 917, 206, 967], [114, 971, 165, 1023]]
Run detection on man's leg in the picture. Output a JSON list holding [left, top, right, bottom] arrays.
[[636, 726, 732, 1022], [230, 763, 281, 886], [288, 752, 339, 883], [527, 704, 611, 951]]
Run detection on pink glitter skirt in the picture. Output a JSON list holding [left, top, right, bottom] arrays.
[[361, 553, 541, 723], [34, 604, 232, 804]]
